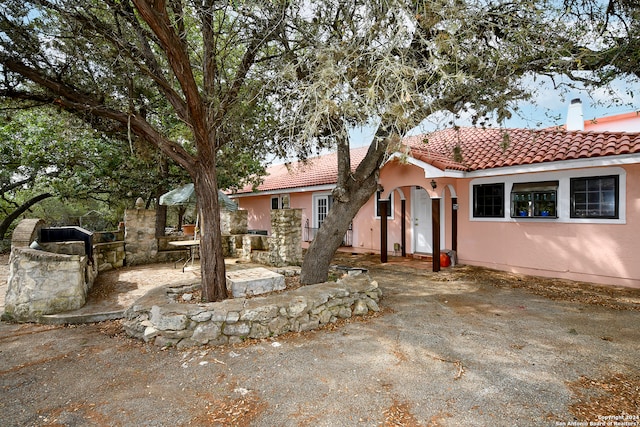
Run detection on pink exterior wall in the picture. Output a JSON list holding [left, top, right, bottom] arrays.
[[234, 192, 312, 236], [235, 195, 272, 233], [233, 158, 640, 289], [584, 112, 640, 132], [352, 160, 456, 253], [456, 164, 640, 288]]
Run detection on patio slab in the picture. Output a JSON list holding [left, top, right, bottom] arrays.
[[226, 267, 286, 298]]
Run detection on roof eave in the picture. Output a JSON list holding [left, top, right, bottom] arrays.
[[465, 153, 640, 178], [229, 183, 336, 198]]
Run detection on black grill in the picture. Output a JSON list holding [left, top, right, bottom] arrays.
[[39, 226, 94, 263]]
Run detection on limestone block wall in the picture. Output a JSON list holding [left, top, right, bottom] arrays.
[[221, 210, 248, 235], [269, 209, 302, 267], [40, 241, 86, 256], [3, 248, 93, 322], [93, 230, 125, 243], [221, 235, 242, 258], [124, 208, 158, 265], [123, 272, 382, 348], [94, 241, 126, 272]]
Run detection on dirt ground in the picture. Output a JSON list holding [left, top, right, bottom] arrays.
[[1, 252, 639, 426]]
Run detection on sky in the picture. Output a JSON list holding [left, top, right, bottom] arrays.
[[348, 73, 640, 148]]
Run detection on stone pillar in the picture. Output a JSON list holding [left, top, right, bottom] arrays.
[[220, 210, 248, 235], [269, 209, 302, 267], [124, 208, 158, 266], [240, 235, 252, 262]]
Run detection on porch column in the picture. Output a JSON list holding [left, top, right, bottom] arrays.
[[432, 198, 441, 272], [379, 199, 389, 263], [401, 199, 406, 257], [452, 197, 458, 252]]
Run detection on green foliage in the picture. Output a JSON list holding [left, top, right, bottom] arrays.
[[0, 102, 184, 234]]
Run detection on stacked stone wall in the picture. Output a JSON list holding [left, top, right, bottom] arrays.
[[221, 210, 248, 235], [269, 209, 302, 266], [124, 208, 158, 265], [123, 272, 381, 348], [3, 248, 93, 322], [40, 241, 86, 256], [94, 241, 126, 272]]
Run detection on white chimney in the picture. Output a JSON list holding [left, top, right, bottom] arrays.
[[566, 98, 584, 131]]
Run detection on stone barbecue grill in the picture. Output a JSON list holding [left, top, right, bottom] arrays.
[[39, 226, 94, 264]]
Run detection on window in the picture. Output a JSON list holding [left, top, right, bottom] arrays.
[[473, 183, 504, 217], [375, 190, 393, 218], [271, 194, 290, 210], [313, 194, 334, 228], [511, 181, 558, 218], [570, 175, 619, 219]]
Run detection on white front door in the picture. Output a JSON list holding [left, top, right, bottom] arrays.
[[413, 187, 432, 253]]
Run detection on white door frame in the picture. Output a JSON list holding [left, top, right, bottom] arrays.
[[411, 186, 446, 254]]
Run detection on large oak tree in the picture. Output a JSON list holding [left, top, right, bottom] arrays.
[[276, 0, 571, 284], [2, 0, 635, 295], [1, 1, 283, 301]]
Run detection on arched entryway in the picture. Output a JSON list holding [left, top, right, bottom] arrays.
[[379, 183, 457, 272]]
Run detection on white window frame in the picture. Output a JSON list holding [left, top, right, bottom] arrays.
[[375, 190, 394, 220], [312, 192, 333, 229], [469, 167, 626, 224]]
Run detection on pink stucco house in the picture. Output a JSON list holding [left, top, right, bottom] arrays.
[[230, 104, 640, 289]]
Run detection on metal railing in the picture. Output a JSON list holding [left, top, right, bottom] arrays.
[[304, 221, 352, 247]]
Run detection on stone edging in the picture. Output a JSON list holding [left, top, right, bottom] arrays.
[[123, 272, 382, 348]]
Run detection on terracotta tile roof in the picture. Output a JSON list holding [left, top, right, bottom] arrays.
[[405, 127, 640, 172], [233, 127, 640, 194], [234, 146, 370, 194]]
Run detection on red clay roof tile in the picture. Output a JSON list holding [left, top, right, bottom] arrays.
[[234, 127, 640, 194]]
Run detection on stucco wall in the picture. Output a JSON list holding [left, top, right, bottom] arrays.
[[456, 163, 640, 288], [356, 160, 456, 254], [233, 158, 640, 288], [235, 192, 310, 237], [584, 113, 640, 132]]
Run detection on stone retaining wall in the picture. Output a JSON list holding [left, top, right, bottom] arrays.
[[94, 241, 125, 272], [3, 247, 96, 322], [123, 272, 381, 348]]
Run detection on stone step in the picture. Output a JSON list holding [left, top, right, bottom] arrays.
[[226, 267, 285, 298]]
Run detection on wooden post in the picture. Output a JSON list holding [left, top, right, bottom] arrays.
[[452, 197, 458, 252], [432, 198, 440, 272], [380, 199, 388, 263], [401, 199, 406, 257]]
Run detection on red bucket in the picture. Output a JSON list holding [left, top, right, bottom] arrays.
[[439, 252, 451, 268]]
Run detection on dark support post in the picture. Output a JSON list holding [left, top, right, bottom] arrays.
[[380, 199, 388, 263], [432, 198, 441, 272], [401, 199, 406, 257], [452, 197, 458, 252]]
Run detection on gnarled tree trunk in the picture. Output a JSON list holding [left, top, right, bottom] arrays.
[[300, 131, 393, 284], [193, 157, 228, 302]]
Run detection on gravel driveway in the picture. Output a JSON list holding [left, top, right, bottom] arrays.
[[1, 254, 639, 426]]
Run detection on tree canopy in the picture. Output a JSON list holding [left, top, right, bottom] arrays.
[[1, 0, 288, 301], [1, 0, 636, 296], [0, 103, 135, 239]]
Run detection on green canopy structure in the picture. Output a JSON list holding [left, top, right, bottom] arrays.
[[159, 183, 237, 211]]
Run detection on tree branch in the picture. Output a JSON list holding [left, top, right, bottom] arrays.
[[132, 0, 209, 145], [2, 59, 195, 171]]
